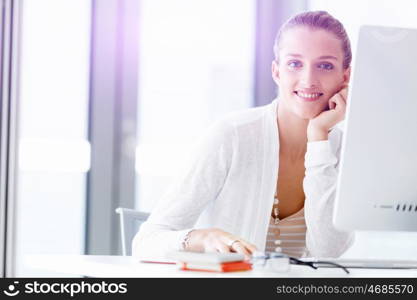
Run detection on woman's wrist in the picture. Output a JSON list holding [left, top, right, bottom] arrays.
[[182, 229, 205, 252], [182, 229, 196, 251], [307, 125, 329, 142]]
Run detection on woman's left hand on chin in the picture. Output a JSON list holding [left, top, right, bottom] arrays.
[[307, 85, 348, 141]]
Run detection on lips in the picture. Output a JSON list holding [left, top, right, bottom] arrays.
[[294, 91, 324, 102]]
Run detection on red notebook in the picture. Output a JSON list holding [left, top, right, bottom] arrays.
[[178, 261, 252, 273]]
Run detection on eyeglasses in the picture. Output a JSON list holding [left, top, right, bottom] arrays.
[[289, 256, 350, 274], [250, 251, 350, 274]]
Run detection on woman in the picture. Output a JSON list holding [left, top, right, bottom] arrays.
[[133, 11, 354, 260]]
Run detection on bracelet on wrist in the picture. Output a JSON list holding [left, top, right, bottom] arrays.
[[181, 229, 195, 250]]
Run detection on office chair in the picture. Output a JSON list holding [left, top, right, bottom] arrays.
[[115, 207, 150, 256]]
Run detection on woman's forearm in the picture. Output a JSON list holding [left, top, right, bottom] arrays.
[[307, 126, 329, 142], [132, 224, 194, 259], [303, 140, 355, 258]]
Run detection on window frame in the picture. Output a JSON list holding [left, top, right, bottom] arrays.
[[86, 0, 139, 255], [0, 0, 22, 277]]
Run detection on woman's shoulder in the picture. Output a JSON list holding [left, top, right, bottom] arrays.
[[197, 102, 275, 152], [217, 101, 275, 131]]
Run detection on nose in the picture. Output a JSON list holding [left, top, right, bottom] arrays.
[[300, 65, 318, 87]]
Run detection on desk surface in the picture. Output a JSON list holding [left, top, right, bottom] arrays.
[[25, 255, 417, 278]]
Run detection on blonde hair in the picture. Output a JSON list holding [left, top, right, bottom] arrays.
[[273, 10, 351, 69]]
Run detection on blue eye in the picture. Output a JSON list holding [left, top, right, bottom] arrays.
[[318, 62, 334, 70], [288, 60, 302, 69]]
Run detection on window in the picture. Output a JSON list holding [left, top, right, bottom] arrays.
[[14, 0, 91, 276], [135, 0, 256, 212]]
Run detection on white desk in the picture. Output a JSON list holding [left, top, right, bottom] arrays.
[[25, 255, 417, 278]]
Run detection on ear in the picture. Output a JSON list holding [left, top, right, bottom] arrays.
[[271, 60, 280, 85], [342, 66, 351, 85]]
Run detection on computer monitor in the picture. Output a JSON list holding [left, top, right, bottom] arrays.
[[333, 25, 417, 232]]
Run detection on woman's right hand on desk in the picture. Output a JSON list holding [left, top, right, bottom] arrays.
[[184, 228, 258, 260]]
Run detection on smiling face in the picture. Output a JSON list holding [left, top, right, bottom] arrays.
[[272, 26, 351, 120]]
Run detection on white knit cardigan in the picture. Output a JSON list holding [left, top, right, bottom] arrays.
[[132, 99, 354, 259]]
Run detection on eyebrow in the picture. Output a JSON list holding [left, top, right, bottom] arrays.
[[285, 53, 338, 60]]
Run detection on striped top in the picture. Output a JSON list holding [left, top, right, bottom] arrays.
[[265, 208, 307, 258]]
